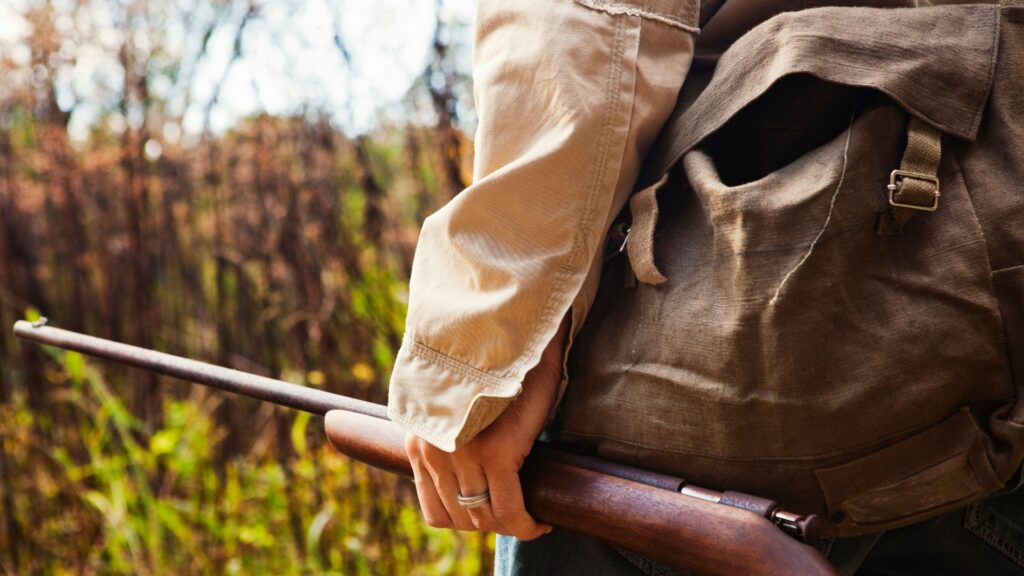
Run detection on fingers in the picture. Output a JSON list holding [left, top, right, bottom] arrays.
[[429, 466, 476, 531], [487, 463, 552, 541], [407, 434, 455, 529], [411, 461, 454, 529], [406, 433, 552, 540], [454, 462, 504, 533], [407, 433, 477, 531]]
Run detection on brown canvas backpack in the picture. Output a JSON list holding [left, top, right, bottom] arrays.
[[556, 1, 1024, 538]]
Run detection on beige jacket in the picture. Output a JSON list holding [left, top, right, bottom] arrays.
[[387, 0, 702, 451]]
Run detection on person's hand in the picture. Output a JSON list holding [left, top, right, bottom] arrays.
[[405, 318, 568, 540]]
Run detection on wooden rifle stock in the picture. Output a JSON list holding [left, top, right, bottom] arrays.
[[14, 320, 837, 576], [325, 410, 837, 576]]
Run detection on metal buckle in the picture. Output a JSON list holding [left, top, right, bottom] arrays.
[[887, 170, 940, 212], [603, 223, 630, 263]]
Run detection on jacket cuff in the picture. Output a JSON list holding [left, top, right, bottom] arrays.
[[387, 336, 522, 452]]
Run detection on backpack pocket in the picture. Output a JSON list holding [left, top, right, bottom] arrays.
[[815, 408, 1004, 531]]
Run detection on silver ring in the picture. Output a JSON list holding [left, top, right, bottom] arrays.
[[457, 490, 490, 509]]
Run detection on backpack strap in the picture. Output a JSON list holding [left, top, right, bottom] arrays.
[[625, 173, 670, 285], [626, 115, 945, 285], [876, 116, 943, 236]]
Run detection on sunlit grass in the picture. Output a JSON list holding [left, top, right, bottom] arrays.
[[2, 345, 493, 574]]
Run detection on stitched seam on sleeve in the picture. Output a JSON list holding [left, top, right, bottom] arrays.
[[390, 410, 458, 447], [504, 8, 636, 387], [389, 389, 518, 451], [404, 337, 511, 391], [503, 13, 628, 383], [574, 0, 700, 33]]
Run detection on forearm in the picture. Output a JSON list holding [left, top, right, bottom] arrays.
[[389, 0, 699, 451]]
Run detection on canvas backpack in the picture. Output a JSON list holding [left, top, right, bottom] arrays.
[[555, 1, 1024, 538]]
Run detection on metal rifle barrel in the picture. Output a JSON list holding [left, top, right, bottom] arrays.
[[12, 320, 388, 420]]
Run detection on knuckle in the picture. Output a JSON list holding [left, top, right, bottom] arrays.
[[457, 441, 481, 458], [418, 446, 443, 468], [423, 511, 451, 529], [404, 434, 420, 456], [492, 505, 515, 523], [449, 449, 475, 467], [468, 515, 491, 532]]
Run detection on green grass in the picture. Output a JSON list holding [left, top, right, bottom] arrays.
[[0, 343, 493, 574]]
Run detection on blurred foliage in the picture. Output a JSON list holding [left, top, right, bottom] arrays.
[[0, 344, 493, 575], [0, 1, 486, 574]]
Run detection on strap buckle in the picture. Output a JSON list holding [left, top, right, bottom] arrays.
[[887, 170, 940, 212]]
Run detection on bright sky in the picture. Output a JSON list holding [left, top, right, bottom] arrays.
[[0, 0, 476, 141]]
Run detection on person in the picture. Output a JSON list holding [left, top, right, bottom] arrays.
[[387, 0, 1024, 574], [389, 0, 700, 545]]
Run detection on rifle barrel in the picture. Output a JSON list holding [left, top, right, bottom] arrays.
[[13, 319, 824, 547], [12, 320, 387, 420]]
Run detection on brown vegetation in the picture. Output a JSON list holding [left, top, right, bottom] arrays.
[[0, 1, 487, 574]]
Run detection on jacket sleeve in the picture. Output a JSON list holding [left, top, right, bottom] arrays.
[[387, 0, 700, 452]]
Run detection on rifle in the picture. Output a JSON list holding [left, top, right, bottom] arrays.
[[13, 320, 837, 576]]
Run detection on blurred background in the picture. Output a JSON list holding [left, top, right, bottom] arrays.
[[0, 0, 488, 573]]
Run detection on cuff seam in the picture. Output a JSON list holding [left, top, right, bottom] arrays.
[[389, 408, 459, 449], [389, 390, 519, 451], [574, 0, 700, 33], [403, 336, 510, 391]]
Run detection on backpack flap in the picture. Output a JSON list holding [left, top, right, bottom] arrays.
[[639, 3, 999, 191]]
